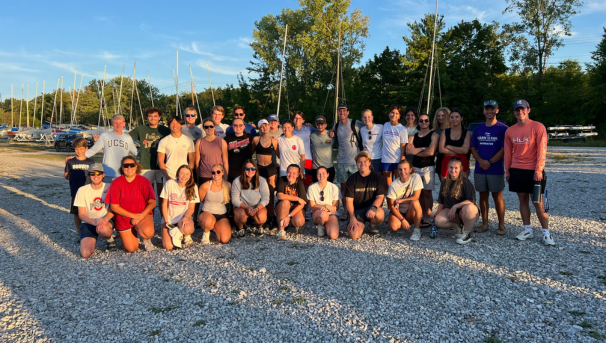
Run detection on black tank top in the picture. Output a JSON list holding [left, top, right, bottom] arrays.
[[412, 131, 435, 168], [444, 128, 471, 159], [255, 136, 275, 156]]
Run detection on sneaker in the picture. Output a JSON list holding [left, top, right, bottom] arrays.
[[168, 228, 183, 248], [429, 224, 438, 239], [294, 227, 301, 234], [496, 227, 507, 236], [316, 225, 326, 237], [476, 225, 489, 233], [237, 228, 246, 237], [456, 232, 472, 245], [143, 238, 155, 251], [454, 226, 464, 239], [201, 231, 210, 245], [106, 237, 117, 251], [516, 230, 534, 241], [183, 235, 193, 246], [410, 228, 421, 241], [277, 230, 286, 240], [112, 229, 119, 240], [543, 233, 555, 246]]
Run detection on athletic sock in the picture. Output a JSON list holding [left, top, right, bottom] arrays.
[[542, 228, 550, 236], [524, 225, 532, 233]]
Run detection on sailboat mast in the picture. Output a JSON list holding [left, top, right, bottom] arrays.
[[147, 72, 154, 107], [130, 61, 136, 128], [334, 23, 341, 125], [73, 74, 83, 125], [276, 25, 288, 119], [33, 83, 38, 127], [51, 79, 59, 127], [11, 85, 13, 128], [206, 62, 215, 106], [59, 77, 64, 126], [189, 65, 202, 116], [176, 49, 180, 117], [19, 84, 23, 128], [40, 81, 45, 127], [26, 84, 30, 128], [426, 0, 439, 115], [118, 63, 125, 114]]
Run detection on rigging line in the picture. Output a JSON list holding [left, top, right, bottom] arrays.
[[436, 52, 443, 108], [417, 60, 430, 113], [322, 71, 336, 117]]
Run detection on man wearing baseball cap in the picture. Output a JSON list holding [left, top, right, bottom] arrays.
[[470, 100, 508, 236], [310, 115, 335, 182], [73, 163, 115, 258], [504, 99, 553, 246]]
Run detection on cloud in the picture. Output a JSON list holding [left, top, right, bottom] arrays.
[[582, 0, 606, 15], [97, 51, 122, 60], [195, 59, 243, 76], [178, 42, 242, 62], [95, 16, 113, 24], [237, 37, 253, 49], [0, 62, 39, 73]]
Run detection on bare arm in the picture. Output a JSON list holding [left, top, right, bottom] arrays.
[[222, 140, 229, 178], [416, 133, 438, 157], [194, 140, 201, 173], [158, 152, 170, 180], [161, 197, 170, 224], [198, 183, 209, 205], [447, 132, 471, 155], [439, 130, 453, 155], [110, 198, 156, 221], [188, 152, 195, 170]]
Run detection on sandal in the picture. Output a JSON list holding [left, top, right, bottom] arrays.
[[420, 220, 431, 229]]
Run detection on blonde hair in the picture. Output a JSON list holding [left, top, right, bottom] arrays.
[[354, 151, 371, 163], [441, 159, 465, 200], [433, 107, 451, 131], [210, 164, 231, 204]]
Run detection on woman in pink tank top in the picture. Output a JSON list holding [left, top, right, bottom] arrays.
[[195, 118, 229, 184]]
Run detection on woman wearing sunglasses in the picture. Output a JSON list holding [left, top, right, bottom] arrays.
[[160, 165, 200, 250], [439, 109, 471, 180], [195, 117, 229, 185], [105, 156, 156, 252], [231, 160, 270, 237], [360, 109, 383, 172], [432, 159, 478, 245], [386, 160, 423, 239], [307, 167, 341, 239], [198, 164, 232, 244]]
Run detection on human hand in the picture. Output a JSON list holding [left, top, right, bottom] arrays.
[[534, 172, 543, 181], [366, 208, 376, 219], [347, 217, 359, 232], [447, 208, 456, 220], [297, 198, 306, 206], [479, 159, 491, 170], [400, 217, 411, 230]]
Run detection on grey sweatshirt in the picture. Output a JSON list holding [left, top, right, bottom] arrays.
[[231, 176, 270, 208]]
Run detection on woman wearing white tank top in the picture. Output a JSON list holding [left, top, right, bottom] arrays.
[[198, 164, 232, 244]]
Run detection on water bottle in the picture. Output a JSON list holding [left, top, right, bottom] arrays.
[[429, 224, 438, 238], [532, 181, 542, 203]]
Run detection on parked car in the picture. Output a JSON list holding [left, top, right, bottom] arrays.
[[54, 134, 93, 152]]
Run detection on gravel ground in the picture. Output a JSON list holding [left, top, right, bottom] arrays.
[[0, 144, 605, 343]]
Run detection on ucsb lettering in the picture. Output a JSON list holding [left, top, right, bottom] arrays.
[[108, 139, 128, 149]]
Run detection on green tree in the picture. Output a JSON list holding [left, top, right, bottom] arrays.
[[586, 27, 606, 133]]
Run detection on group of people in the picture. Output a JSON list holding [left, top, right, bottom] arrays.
[[64, 99, 553, 258]]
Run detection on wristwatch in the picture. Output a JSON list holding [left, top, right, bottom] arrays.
[[288, 214, 292, 218], [488, 159, 493, 165], [370, 206, 378, 212]]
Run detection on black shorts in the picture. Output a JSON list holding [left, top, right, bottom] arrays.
[[80, 221, 113, 240], [354, 206, 373, 223], [258, 163, 278, 179], [70, 197, 79, 215], [311, 167, 336, 183], [213, 213, 229, 222], [509, 168, 546, 194]]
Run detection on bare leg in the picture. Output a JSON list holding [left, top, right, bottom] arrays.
[[325, 215, 340, 240], [199, 212, 217, 233], [233, 207, 249, 229], [369, 208, 385, 226], [80, 222, 112, 258], [73, 214, 82, 236], [478, 191, 490, 229], [253, 207, 267, 226], [517, 193, 532, 226], [420, 190, 433, 222], [291, 211, 306, 228], [383, 171, 393, 188], [434, 208, 460, 229], [492, 191, 505, 229], [532, 200, 549, 229], [347, 220, 366, 240], [460, 204, 479, 233], [214, 218, 232, 243], [275, 201, 290, 230], [410, 200, 422, 228], [266, 175, 276, 220]]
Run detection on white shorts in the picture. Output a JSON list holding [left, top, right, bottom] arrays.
[[141, 169, 164, 184], [413, 166, 435, 191]]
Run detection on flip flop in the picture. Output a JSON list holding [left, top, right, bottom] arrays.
[[420, 220, 431, 228]]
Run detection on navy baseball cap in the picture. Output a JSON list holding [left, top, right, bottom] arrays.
[[513, 99, 530, 110], [268, 114, 279, 122], [337, 103, 348, 109]]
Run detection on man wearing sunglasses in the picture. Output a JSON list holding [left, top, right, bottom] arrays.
[[470, 100, 508, 236], [225, 118, 254, 182], [181, 107, 203, 141], [198, 105, 230, 138], [226, 106, 258, 137], [74, 163, 115, 258]]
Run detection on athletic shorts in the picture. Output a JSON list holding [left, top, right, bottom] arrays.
[[441, 155, 470, 178], [141, 169, 164, 184], [474, 173, 505, 193], [354, 206, 375, 223], [381, 162, 399, 172], [213, 213, 229, 222], [258, 163, 278, 180], [311, 167, 335, 183], [370, 159, 382, 172], [303, 173, 313, 186], [69, 197, 79, 215], [80, 221, 113, 240], [509, 168, 546, 194], [336, 164, 358, 183], [413, 166, 435, 191]]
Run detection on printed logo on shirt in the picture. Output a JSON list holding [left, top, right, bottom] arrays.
[[292, 145, 297, 150], [90, 196, 105, 211], [142, 133, 162, 149], [513, 137, 530, 144], [355, 187, 377, 193], [108, 139, 129, 149], [228, 138, 250, 153], [168, 193, 187, 206], [71, 164, 91, 171], [384, 130, 399, 137], [476, 132, 499, 145]]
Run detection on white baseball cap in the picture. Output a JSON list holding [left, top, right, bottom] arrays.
[[257, 119, 269, 127]]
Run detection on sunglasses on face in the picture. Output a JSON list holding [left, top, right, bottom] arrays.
[[419, 119, 430, 123], [234, 124, 244, 127], [185, 114, 196, 118], [234, 113, 245, 117], [211, 170, 222, 175], [245, 167, 256, 172], [204, 125, 214, 129], [89, 171, 104, 176], [319, 190, 324, 202], [123, 163, 136, 169]]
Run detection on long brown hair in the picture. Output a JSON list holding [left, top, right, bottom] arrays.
[[175, 165, 197, 201], [441, 159, 465, 200], [240, 159, 260, 190]]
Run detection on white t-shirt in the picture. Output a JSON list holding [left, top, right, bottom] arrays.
[[73, 183, 110, 220], [160, 179, 201, 225], [157, 134, 195, 179], [307, 181, 341, 206], [278, 135, 305, 176], [387, 173, 423, 212], [381, 122, 408, 163], [199, 123, 229, 139], [361, 124, 383, 160]]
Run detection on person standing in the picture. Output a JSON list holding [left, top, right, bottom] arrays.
[[277, 120, 305, 178], [381, 104, 408, 189], [406, 113, 439, 228], [360, 109, 383, 172], [470, 100, 508, 235], [199, 105, 230, 139], [505, 100, 553, 246], [268, 114, 283, 165], [157, 116, 195, 181], [226, 106, 258, 137], [310, 116, 335, 182], [292, 111, 316, 187], [129, 107, 171, 200], [85, 114, 137, 183], [439, 109, 471, 180], [181, 107, 203, 141], [224, 118, 254, 183], [64, 137, 95, 240], [432, 107, 451, 179], [195, 117, 229, 184]]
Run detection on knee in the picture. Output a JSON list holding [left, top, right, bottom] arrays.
[[463, 204, 478, 217], [80, 249, 93, 259], [219, 236, 231, 244], [163, 243, 173, 251], [328, 231, 339, 240], [434, 216, 447, 228]]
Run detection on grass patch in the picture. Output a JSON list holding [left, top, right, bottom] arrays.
[[579, 250, 591, 254], [149, 330, 161, 336], [175, 279, 182, 283], [193, 319, 206, 327], [484, 336, 501, 343], [559, 271, 573, 276], [248, 268, 255, 271], [291, 297, 307, 304], [228, 301, 238, 305], [177, 258, 187, 261], [194, 301, 203, 307], [547, 152, 591, 164], [588, 331, 603, 339], [279, 286, 290, 291], [286, 261, 298, 266], [216, 255, 225, 259], [162, 278, 170, 282], [148, 305, 180, 314], [578, 320, 592, 329], [231, 289, 240, 294], [569, 310, 586, 316], [273, 300, 284, 305]]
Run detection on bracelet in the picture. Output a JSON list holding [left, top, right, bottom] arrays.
[[370, 206, 378, 212]]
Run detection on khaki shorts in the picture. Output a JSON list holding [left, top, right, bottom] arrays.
[[413, 166, 435, 191], [141, 169, 164, 184]]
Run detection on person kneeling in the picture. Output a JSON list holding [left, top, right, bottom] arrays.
[[198, 165, 232, 244], [75, 163, 114, 258], [432, 159, 479, 245], [307, 167, 341, 239], [386, 160, 423, 240], [232, 160, 270, 236], [160, 165, 200, 250], [276, 164, 308, 240], [344, 152, 387, 240]]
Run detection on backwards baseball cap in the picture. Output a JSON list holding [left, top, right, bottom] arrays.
[[513, 99, 530, 110], [483, 100, 499, 108], [315, 116, 327, 124], [337, 103, 348, 109], [257, 119, 269, 127], [90, 163, 105, 173], [268, 114, 279, 122]]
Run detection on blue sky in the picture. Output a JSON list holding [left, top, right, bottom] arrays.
[[1, 0, 605, 100]]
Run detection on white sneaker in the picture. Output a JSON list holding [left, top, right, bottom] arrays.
[[543, 233, 555, 246], [410, 228, 421, 241], [277, 230, 286, 240], [201, 231, 210, 245], [183, 235, 193, 246], [516, 230, 534, 241], [316, 225, 326, 237], [454, 226, 464, 239], [456, 231, 473, 245], [143, 238, 155, 251]]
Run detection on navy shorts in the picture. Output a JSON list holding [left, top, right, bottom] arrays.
[[80, 221, 112, 240], [354, 206, 374, 223], [70, 197, 79, 215]]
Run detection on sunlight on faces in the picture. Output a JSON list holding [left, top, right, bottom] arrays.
[[112, 118, 125, 133], [483, 106, 499, 119], [212, 110, 224, 125], [448, 160, 462, 180], [398, 162, 412, 181], [450, 111, 462, 127], [234, 109, 245, 118], [122, 158, 138, 177], [293, 114, 305, 127], [232, 118, 245, 135], [74, 146, 87, 158], [211, 166, 223, 179], [282, 122, 294, 136], [147, 111, 160, 126], [515, 107, 530, 122], [356, 156, 371, 172], [362, 111, 373, 125], [418, 114, 430, 128], [405, 111, 416, 126], [259, 123, 269, 134], [203, 120, 215, 135], [177, 167, 192, 184], [90, 172, 104, 186], [316, 168, 328, 182], [286, 165, 299, 183], [169, 118, 182, 133], [389, 109, 400, 123], [184, 110, 197, 124], [245, 162, 257, 179], [269, 119, 279, 130], [338, 108, 349, 120]]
